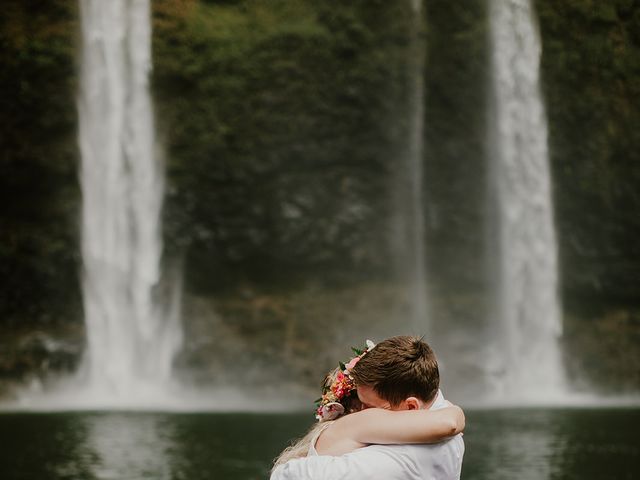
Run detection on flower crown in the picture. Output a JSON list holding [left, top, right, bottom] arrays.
[[314, 339, 376, 422]]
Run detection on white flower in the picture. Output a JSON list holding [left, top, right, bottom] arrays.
[[320, 402, 345, 421], [366, 339, 376, 350]]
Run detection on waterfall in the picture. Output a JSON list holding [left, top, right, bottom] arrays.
[[488, 0, 566, 400], [77, 0, 182, 400]]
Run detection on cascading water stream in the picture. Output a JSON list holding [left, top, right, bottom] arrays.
[[488, 0, 566, 400], [389, 0, 429, 337], [77, 0, 182, 401], [407, 0, 429, 333]]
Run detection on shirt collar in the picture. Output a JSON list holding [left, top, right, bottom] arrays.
[[427, 389, 445, 410]]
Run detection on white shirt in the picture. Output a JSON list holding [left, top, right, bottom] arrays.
[[271, 390, 464, 480]]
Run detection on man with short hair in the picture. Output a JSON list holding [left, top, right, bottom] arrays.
[[271, 336, 465, 480], [351, 335, 441, 407]]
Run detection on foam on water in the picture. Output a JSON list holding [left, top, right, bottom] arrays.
[[2, 381, 312, 413], [467, 392, 640, 410], [4, 386, 639, 413]]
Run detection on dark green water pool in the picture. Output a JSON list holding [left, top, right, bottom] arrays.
[[0, 408, 638, 480]]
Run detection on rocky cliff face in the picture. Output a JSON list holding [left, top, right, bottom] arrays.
[[539, 0, 640, 306], [1, 0, 639, 395]]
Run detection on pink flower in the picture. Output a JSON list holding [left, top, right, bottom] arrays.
[[346, 357, 359, 371]]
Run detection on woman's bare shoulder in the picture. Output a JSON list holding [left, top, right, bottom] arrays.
[[314, 418, 367, 455]]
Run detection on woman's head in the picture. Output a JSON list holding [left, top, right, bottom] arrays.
[[272, 340, 374, 470], [316, 367, 362, 421], [314, 340, 376, 422]]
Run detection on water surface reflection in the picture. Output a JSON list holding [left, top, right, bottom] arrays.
[[0, 409, 638, 480], [84, 414, 173, 480], [463, 410, 562, 480], [463, 409, 640, 480]]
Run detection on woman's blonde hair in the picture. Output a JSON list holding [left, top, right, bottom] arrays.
[[271, 366, 361, 471], [271, 421, 332, 471]]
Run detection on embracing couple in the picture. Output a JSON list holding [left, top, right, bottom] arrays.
[[271, 335, 465, 480]]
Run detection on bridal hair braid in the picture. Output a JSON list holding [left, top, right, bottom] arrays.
[[350, 335, 439, 406]]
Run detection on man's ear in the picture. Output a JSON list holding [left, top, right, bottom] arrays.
[[405, 397, 422, 410]]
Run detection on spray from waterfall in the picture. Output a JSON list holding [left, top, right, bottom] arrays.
[[407, 0, 429, 333], [77, 0, 182, 401], [488, 0, 566, 400]]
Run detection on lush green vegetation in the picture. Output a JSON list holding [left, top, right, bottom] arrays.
[[0, 1, 80, 328], [538, 0, 640, 307], [153, 0, 413, 291]]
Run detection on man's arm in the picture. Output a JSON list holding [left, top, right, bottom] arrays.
[[320, 405, 464, 450]]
